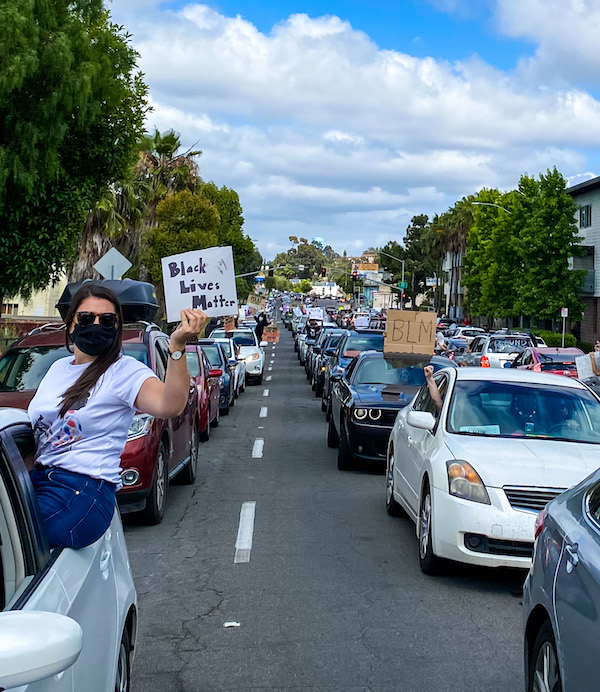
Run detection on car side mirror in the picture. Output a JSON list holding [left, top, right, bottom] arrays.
[[208, 368, 223, 377], [0, 611, 83, 688], [313, 347, 321, 354], [324, 348, 337, 357], [330, 372, 343, 382], [407, 410, 436, 431], [260, 341, 268, 347]]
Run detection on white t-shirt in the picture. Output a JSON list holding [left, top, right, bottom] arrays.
[[28, 355, 157, 486]]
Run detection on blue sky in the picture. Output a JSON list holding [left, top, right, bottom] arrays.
[[112, 0, 600, 258]]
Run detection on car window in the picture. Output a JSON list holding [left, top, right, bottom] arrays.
[[470, 338, 483, 353], [586, 481, 600, 528], [0, 346, 69, 391], [488, 338, 525, 354], [123, 343, 150, 366], [186, 351, 200, 377], [512, 352, 524, 367], [201, 345, 223, 368], [413, 374, 448, 418], [154, 340, 168, 382], [353, 357, 428, 386], [324, 335, 342, 351], [342, 334, 384, 358], [447, 380, 600, 441]]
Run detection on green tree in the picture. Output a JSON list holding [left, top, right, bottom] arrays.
[[0, 1, 148, 304], [141, 190, 220, 293]]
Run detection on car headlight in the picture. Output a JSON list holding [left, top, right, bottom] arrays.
[[354, 408, 368, 420], [368, 409, 382, 421], [127, 413, 154, 441], [246, 353, 260, 363], [446, 461, 490, 504]]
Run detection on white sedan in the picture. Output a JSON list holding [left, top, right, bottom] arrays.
[[0, 409, 137, 690], [212, 328, 267, 385], [385, 367, 600, 573]]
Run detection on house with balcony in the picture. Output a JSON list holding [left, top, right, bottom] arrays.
[[567, 177, 600, 343]]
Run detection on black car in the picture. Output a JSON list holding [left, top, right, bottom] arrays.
[[322, 329, 384, 416], [305, 325, 344, 382], [327, 350, 434, 471], [311, 330, 346, 397]]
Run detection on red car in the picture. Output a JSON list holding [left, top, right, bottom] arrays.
[[509, 347, 584, 377], [0, 322, 199, 525], [186, 344, 220, 440]]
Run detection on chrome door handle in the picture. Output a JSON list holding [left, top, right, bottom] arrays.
[[565, 543, 579, 573], [100, 549, 111, 573]]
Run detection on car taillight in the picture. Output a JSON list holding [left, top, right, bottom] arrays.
[[480, 356, 490, 368], [534, 508, 547, 539], [533, 363, 541, 373]]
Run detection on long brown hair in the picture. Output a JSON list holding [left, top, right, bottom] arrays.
[[59, 283, 124, 417]]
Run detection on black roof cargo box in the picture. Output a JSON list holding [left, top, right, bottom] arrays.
[[57, 279, 159, 323]]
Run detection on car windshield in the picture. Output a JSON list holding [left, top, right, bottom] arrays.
[[342, 334, 384, 358], [215, 340, 234, 358], [488, 338, 528, 354], [324, 335, 342, 351], [201, 345, 223, 367], [538, 353, 579, 370], [212, 330, 256, 347], [354, 357, 428, 386], [447, 380, 600, 443], [0, 343, 149, 392]]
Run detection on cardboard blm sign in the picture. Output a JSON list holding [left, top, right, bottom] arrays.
[[384, 310, 436, 355]]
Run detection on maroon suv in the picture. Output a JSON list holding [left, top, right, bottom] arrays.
[[0, 322, 199, 525]]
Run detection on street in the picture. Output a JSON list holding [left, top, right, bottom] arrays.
[[125, 322, 525, 692]]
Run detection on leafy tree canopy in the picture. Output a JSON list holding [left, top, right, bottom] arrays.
[[0, 0, 148, 301]]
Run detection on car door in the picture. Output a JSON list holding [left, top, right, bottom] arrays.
[[552, 481, 600, 690], [159, 337, 192, 470], [401, 373, 449, 514], [0, 423, 120, 692]]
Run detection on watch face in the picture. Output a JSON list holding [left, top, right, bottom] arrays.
[[170, 350, 183, 360]]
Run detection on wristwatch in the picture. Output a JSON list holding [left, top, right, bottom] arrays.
[[168, 347, 184, 361]]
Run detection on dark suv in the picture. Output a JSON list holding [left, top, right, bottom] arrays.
[[0, 322, 199, 525]]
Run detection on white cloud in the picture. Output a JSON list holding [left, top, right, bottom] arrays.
[[108, 2, 600, 257]]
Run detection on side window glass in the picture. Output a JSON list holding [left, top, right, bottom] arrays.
[[587, 481, 600, 527], [471, 339, 481, 353], [186, 352, 200, 377], [154, 340, 168, 382], [512, 352, 523, 366], [413, 384, 432, 412], [523, 351, 533, 366]]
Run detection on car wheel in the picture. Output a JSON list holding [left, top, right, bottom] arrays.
[[221, 397, 230, 416], [230, 386, 235, 407], [386, 448, 405, 517], [140, 442, 168, 525], [212, 406, 220, 428], [114, 628, 131, 692], [337, 419, 353, 471], [240, 378, 246, 393], [179, 423, 198, 485], [199, 412, 210, 441], [418, 484, 445, 575], [327, 414, 339, 448], [321, 395, 327, 412], [528, 620, 562, 692]]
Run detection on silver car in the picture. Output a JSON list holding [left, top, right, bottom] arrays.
[[0, 408, 137, 691], [464, 333, 534, 368], [523, 466, 600, 691]]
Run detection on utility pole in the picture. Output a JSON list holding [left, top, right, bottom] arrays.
[[400, 260, 405, 310]]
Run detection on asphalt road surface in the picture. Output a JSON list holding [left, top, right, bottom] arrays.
[[124, 310, 525, 692]]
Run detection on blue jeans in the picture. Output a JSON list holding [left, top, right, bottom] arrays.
[[31, 465, 116, 549]]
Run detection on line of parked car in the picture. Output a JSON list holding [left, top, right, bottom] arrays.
[[0, 280, 269, 691], [290, 304, 600, 691]]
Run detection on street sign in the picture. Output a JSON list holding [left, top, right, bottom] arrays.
[[93, 248, 132, 280], [399, 281, 408, 289], [561, 307, 569, 318]]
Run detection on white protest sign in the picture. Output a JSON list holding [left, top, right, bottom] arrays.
[[354, 316, 369, 327], [307, 307, 324, 320], [161, 246, 238, 322], [576, 353, 596, 381], [293, 307, 303, 317]]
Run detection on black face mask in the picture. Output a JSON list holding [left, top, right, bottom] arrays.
[[71, 324, 117, 356]]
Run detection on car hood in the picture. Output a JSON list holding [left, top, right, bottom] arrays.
[[238, 346, 260, 358], [354, 383, 419, 408], [0, 390, 35, 411], [443, 433, 600, 489]]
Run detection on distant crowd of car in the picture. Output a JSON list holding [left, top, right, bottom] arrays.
[[284, 298, 600, 691]]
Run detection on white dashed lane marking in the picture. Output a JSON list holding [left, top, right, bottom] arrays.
[[259, 407, 268, 418], [252, 438, 264, 458], [234, 501, 256, 563]]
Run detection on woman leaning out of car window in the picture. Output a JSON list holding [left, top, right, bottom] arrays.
[[27, 283, 208, 549]]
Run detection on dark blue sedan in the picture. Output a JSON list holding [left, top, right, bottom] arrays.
[[198, 340, 235, 415], [327, 350, 438, 470]]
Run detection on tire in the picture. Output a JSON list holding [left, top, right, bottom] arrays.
[[327, 415, 339, 448], [179, 424, 198, 485], [199, 412, 210, 441], [240, 378, 246, 393], [221, 397, 230, 416], [315, 378, 323, 398], [212, 406, 220, 428], [114, 627, 131, 692], [140, 442, 168, 525], [230, 386, 235, 407], [337, 419, 353, 471], [528, 620, 562, 692], [418, 484, 445, 575], [385, 448, 405, 517]]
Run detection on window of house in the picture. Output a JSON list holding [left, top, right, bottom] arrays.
[[1, 304, 18, 316], [580, 204, 592, 228]]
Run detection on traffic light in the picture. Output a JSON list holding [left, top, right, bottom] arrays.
[[321, 267, 326, 277], [402, 293, 406, 299], [268, 265, 274, 277], [351, 270, 358, 280]]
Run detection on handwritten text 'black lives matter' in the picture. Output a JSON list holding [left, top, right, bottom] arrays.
[[168, 258, 236, 311]]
